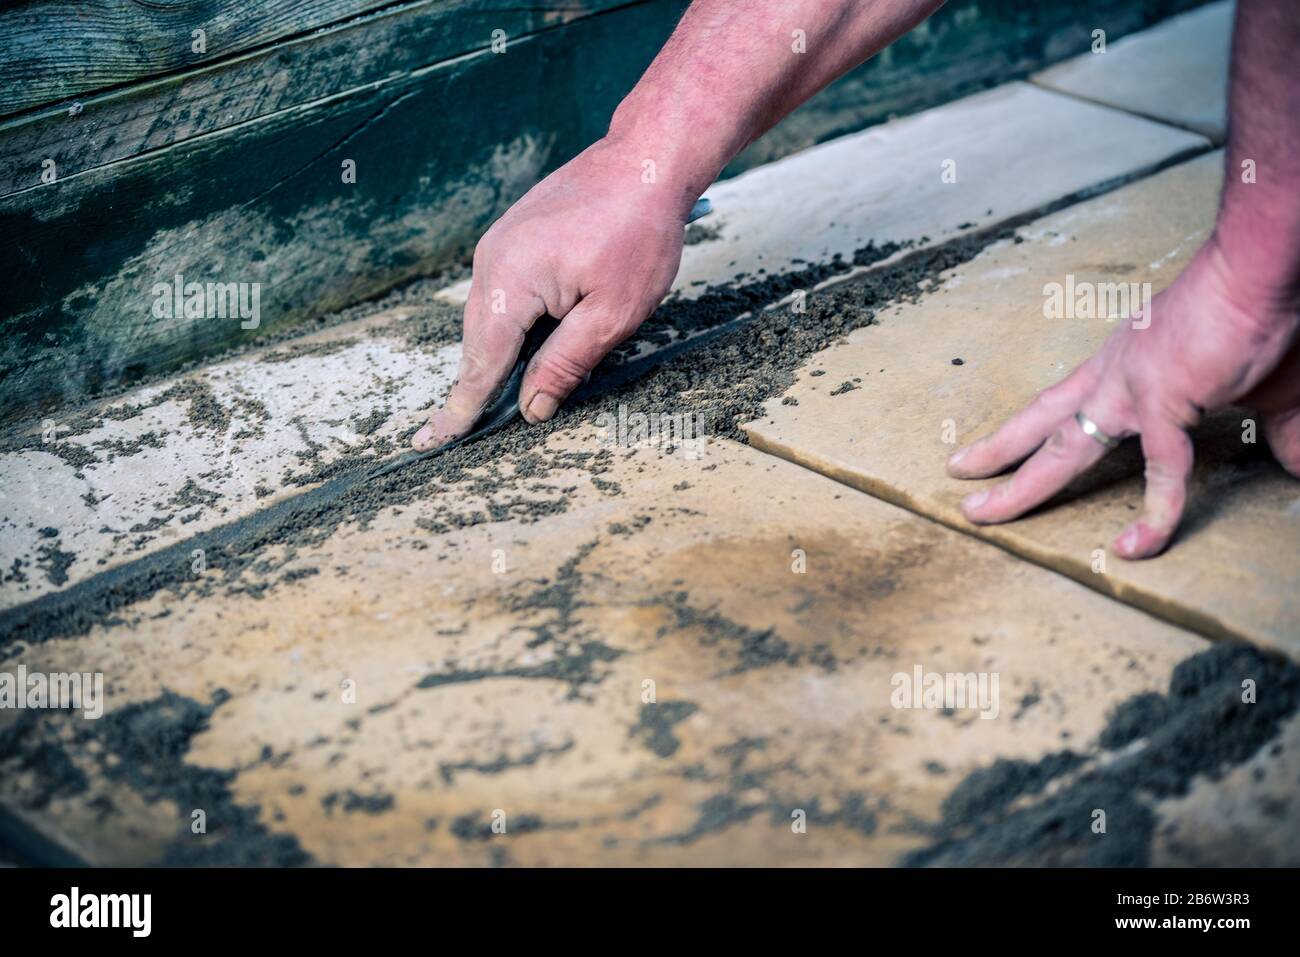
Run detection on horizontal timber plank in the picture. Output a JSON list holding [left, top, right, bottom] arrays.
[[0, 0, 1210, 200], [0, 0, 637, 197], [0, 0, 624, 119]]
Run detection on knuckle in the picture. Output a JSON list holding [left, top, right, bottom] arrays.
[[988, 480, 1024, 516], [1144, 455, 1190, 487], [1173, 404, 1202, 431], [473, 229, 503, 265], [457, 330, 518, 391], [1038, 381, 1073, 409], [583, 309, 632, 346], [532, 350, 589, 392], [1041, 427, 1076, 461], [458, 343, 493, 382], [988, 481, 1013, 506], [442, 390, 481, 422]]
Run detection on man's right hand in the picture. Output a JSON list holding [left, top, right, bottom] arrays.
[[412, 0, 947, 452], [412, 136, 691, 451]]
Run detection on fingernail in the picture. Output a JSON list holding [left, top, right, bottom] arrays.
[[414, 411, 458, 451], [948, 447, 968, 468], [523, 392, 559, 424], [961, 490, 989, 515], [1115, 524, 1140, 557], [412, 424, 436, 451]]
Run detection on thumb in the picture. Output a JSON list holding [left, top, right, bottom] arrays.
[[518, 294, 636, 424], [1262, 405, 1300, 477], [412, 278, 542, 451]]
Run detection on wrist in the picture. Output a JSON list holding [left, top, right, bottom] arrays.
[[1206, 225, 1300, 315], [602, 92, 747, 220]]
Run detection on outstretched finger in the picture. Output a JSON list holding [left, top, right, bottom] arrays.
[[1114, 416, 1194, 559], [960, 403, 1118, 524], [948, 359, 1098, 479]]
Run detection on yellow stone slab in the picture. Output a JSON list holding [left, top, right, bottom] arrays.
[[1, 428, 1214, 866], [743, 153, 1300, 657]]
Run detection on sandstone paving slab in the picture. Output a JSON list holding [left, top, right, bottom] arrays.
[[743, 152, 1300, 658], [1150, 707, 1300, 867], [1033, 1, 1232, 143], [12, 421, 1289, 867]]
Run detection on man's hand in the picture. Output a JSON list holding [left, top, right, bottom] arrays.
[[413, 0, 944, 451], [947, 240, 1300, 559], [949, 0, 1300, 560], [412, 138, 688, 450]]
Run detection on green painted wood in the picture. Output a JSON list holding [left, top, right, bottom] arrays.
[[0, 0, 623, 119], [0, 0, 689, 420], [0, 0, 635, 198]]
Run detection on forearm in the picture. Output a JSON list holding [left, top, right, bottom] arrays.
[[1214, 0, 1300, 304], [604, 0, 943, 216]]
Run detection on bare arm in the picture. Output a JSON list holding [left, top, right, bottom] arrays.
[[415, 0, 943, 449], [604, 0, 943, 219], [1214, 0, 1300, 304]]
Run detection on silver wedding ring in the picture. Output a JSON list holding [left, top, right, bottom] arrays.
[[1075, 411, 1119, 449]]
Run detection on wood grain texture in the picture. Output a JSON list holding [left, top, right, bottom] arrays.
[[0, 0, 635, 197], [0, 0, 620, 118], [0, 0, 686, 419]]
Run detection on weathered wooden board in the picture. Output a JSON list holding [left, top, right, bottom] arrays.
[[0, 0, 644, 197], [0, 0, 1209, 196], [0, 0, 627, 119], [0, 1, 686, 421]]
